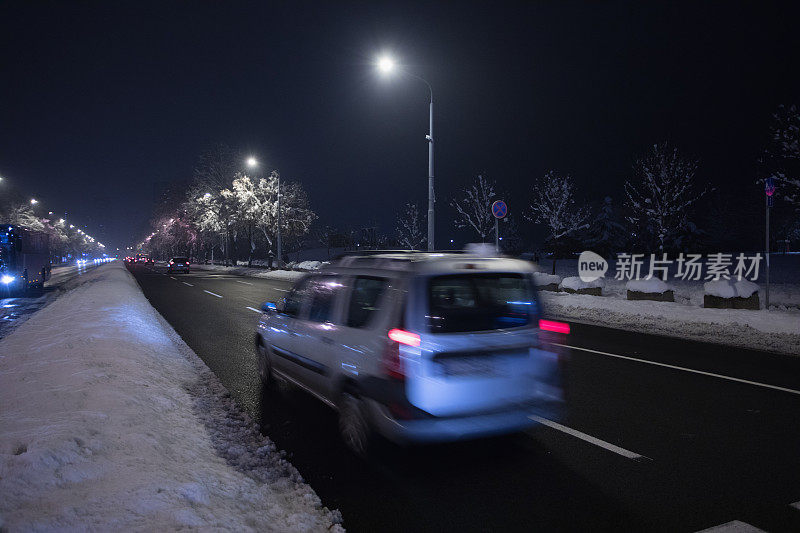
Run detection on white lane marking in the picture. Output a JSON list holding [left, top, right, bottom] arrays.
[[790, 501, 800, 511], [169, 276, 177, 280], [553, 343, 800, 397], [530, 416, 650, 461], [203, 290, 223, 298], [273, 288, 290, 292], [182, 282, 194, 286], [246, 306, 261, 313], [235, 280, 253, 285], [696, 520, 766, 532]]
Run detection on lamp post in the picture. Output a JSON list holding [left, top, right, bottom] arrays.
[[247, 157, 282, 267], [377, 55, 435, 251]]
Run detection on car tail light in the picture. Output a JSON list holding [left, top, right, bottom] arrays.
[[388, 328, 420, 347], [185, 262, 189, 265], [539, 319, 570, 334], [382, 329, 420, 380], [169, 260, 174, 264]]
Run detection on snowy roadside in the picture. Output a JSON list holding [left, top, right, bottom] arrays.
[[0, 262, 343, 531], [540, 291, 800, 355], [189, 263, 307, 282]]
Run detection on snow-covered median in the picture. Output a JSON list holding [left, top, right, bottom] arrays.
[[0, 262, 343, 531], [191, 263, 307, 282], [540, 291, 800, 355]]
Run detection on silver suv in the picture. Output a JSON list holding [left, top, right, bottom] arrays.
[[255, 252, 563, 453]]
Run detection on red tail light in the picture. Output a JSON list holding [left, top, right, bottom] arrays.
[[169, 260, 174, 264], [185, 262, 189, 265], [388, 328, 420, 347], [539, 319, 570, 334], [383, 329, 420, 380]]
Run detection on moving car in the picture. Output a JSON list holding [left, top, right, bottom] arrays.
[[167, 257, 190, 274], [254, 251, 563, 453]]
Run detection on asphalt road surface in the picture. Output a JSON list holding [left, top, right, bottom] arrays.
[[129, 262, 800, 532]]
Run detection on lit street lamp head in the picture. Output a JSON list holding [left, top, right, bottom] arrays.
[[377, 55, 396, 74], [30, 198, 38, 205], [246, 157, 258, 168]]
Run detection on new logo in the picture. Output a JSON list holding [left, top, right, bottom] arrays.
[[578, 251, 608, 282]]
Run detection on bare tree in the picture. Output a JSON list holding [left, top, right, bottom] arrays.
[[451, 174, 497, 241], [764, 104, 800, 206], [395, 202, 426, 250], [625, 143, 706, 252], [314, 225, 337, 258], [527, 170, 590, 273]]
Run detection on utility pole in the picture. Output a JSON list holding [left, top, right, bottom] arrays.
[[427, 98, 435, 251], [765, 177, 775, 309], [276, 172, 282, 268]]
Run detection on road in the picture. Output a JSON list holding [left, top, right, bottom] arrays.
[[129, 262, 800, 532], [0, 261, 103, 338]]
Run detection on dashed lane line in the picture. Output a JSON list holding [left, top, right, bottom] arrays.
[[235, 280, 254, 285], [529, 416, 651, 461], [553, 343, 800, 397], [182, 282, 194, 286], [246, 306, 261, 313], [203, 290, 223, 298], [696, 520, 766, 532], [169, 276, 177, 280]]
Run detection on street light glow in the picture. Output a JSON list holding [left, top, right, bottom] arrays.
[[377, 55, 395, 74], [246, 156, 258, 168], [30, 198, 38, 205]]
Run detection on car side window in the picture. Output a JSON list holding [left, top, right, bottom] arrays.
[[307, 276, 342, 323], [283, 278, 312, 318], [346, 276, 388, 329]]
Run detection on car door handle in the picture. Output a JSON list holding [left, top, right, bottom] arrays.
[[321, 337, 334, 345]]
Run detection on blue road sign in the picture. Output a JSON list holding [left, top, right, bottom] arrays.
[[491, 200, 507, 219]]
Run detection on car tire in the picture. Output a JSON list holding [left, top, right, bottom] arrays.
[[256, 337, 274, 386], [338, 391, 372, 456]]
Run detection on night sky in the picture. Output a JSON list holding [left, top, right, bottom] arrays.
[[2, 1, 799, 250]]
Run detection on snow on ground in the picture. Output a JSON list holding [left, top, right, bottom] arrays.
[[560, 276, 604, 291], [626, 278, 672, 294], [0, 262, 343, 531], [191, 263, 307, 282], [540, 291, 800, 355]]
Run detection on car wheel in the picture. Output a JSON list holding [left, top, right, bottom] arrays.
[[256, 338, 273, 385], [339, 392, 372, 455]]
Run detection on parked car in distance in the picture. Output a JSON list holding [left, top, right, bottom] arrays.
[[167, 257, 190, 274], [254, 251, 564, 454]]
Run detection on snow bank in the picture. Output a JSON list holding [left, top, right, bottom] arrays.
[[626, 278, 672, 294], [0, 262, 343, 531], [560, 276, 604, 291], [532, 272, 562, 287], [704, 279, 760, 298], [540, 291, 800, 355], [192, 263, 306, 282]]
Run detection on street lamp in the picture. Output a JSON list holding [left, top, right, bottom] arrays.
[[246, 156, 282, 267], [30, 198, 38, 205], [376, 54, 436, 251]]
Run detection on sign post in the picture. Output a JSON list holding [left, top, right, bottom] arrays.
[[765, 177, 775, 309], [491, 200, 508, 252]]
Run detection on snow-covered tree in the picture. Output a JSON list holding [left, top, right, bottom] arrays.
[[527, 170, 590, 272], [763, 104, 800, 207], [625, 143, 706, 252], [451, 174, 497, 241], [4, 203, 45, 231], [395, 202, 426, 250]]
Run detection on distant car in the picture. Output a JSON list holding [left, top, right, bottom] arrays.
[[167, 257, 190, 274], [254, 252, 564, 454]]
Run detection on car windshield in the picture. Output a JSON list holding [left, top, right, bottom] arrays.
[[427, 273, 536, 333]]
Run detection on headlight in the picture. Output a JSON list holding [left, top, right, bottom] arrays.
[[1, 275, 15, 284]]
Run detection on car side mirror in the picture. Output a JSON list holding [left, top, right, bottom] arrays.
[[261, 301, 278, 314]]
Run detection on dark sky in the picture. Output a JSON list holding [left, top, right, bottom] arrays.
[[2, 1, 799, 249]]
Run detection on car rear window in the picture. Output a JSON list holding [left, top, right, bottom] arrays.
[[173, 257, 188, 262], [346, 276, 388, 329], [427, 273, 536, 333]]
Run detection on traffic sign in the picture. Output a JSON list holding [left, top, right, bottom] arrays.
[[765, 177, 775, 197], [491, 200, 507, 219]]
